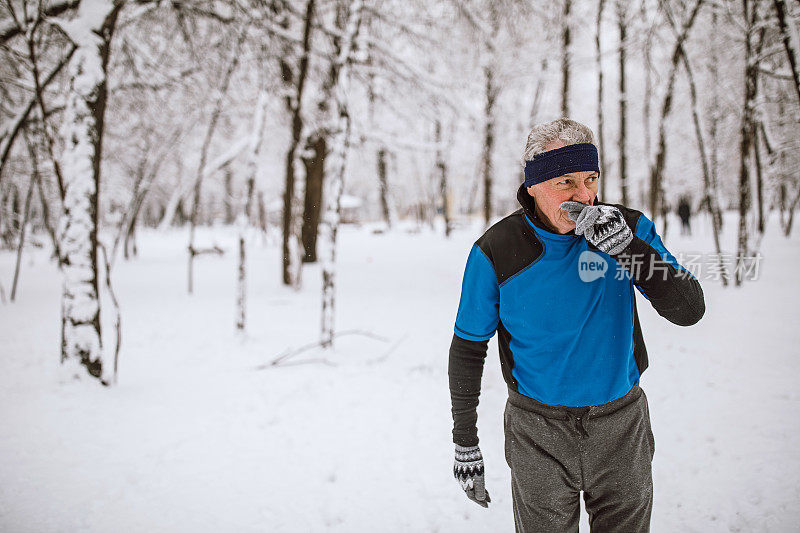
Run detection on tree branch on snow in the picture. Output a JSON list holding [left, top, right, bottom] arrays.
[[258, 330, 390, 369]]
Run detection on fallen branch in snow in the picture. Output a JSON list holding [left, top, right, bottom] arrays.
[[365, 333, 407, 365], [257, 329, 390, 369], [272, 358, 337, 368], [335, 329, 389, 342], [189, 245, 225, 257]]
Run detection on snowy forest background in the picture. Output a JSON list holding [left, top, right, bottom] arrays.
[[1, 0, 800, 531]]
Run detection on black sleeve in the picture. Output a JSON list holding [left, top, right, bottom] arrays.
[[613, 235, 705, 326], [448, 333, 489, 447]]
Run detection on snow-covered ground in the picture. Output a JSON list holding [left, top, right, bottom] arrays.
[[1, 211, 799, 532]]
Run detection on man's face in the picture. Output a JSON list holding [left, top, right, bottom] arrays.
[[527, 140, 600, 234]]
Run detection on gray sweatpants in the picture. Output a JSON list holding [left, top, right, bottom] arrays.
[[504, 385, 655, 533]]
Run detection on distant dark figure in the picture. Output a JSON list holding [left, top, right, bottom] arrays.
[[678, 196, 692, 236]]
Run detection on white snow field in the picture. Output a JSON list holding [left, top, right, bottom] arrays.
[[1, 211, 799, 532]]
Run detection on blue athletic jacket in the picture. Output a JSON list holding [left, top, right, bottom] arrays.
[[449, 185, 705, 447]]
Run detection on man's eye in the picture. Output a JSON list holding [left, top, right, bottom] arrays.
[[587, 176, 598, 182], [557, 180, 570, 186]]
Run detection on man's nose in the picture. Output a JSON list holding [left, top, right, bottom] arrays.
[[572, 182, 592, 204]]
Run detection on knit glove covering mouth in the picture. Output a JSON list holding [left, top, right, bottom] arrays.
[[454, 444, 491, 508], [560, 201, 633, 256]]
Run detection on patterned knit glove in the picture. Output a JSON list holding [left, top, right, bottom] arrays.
[[454, 444, 491, 507], [561, 201, 633, 255]]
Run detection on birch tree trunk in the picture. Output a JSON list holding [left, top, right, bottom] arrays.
[[301, 134, 325, 262], [224, 164, 234, 225], [709, 7, 724, 232], [57, 0, 121, 384], [435, 120, 451, 237], [320, 0, 363, 349], [282, 0, 316, 288], [366, 54, 394, 231], [736, 0, 760, 286], [376, 147, 395, 229], [482, 65, 496, 227], [561, 0, 571, 118], [596, 0, 607, 200], [616, 0, 629, 205], [641, 3, 656, 208], [236, 90, 268, 331], [753, 120, 765, 234]]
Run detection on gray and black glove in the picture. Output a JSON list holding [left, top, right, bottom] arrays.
[[560, 201, 633, 255], [454, 444, 491, 508]]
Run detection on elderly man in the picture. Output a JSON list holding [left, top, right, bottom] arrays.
[[449, 118, 705, 532]]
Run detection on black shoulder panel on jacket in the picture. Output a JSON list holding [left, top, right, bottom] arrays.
[[595, 199, 643, 232], [475, 210, 544, 286], [632, 298, 649, 374]]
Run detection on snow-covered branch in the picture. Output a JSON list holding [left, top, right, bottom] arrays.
[[0, 45, 76, 187], [0, 0, 80, 44]]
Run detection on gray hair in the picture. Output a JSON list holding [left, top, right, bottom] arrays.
[[522, 118, 596, 163]]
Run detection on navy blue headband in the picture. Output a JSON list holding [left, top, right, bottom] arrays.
[[524, 142, 599, 187]]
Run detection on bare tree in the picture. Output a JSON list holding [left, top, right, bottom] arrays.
[[301, 133, 326, 261], [481, 62, 497, 227], [377, 147, 395, 227], [639, 0, 662, 208], [616, 0, 629, 205], [319, 0, 364, 349], [364, 48, 395, 231], [561, 0, 571, 118], [662, 2, 729, 285], [188, 23, 249, 294], [708, 6, 724, 233], [281, 0, 316, 288], [435, 119, 452, 237], [648, 0, 704, 224], [735, 0, 766, 286], [596, 0, 608, 200], [236, 90, 269, 331], [55, 0, 124, 384], [772, 0, 800, 105]]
